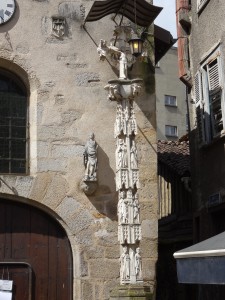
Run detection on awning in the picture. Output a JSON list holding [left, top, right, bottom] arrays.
[[84, 0, 162, 28], [154, 25, 177, 64], [174, 232, 225, 284]]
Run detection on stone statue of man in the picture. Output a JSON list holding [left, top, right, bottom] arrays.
[[83, 133, 98, 181]]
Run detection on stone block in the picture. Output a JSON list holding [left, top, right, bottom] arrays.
[[15, 176, 34, 198], [37, 158, 67, 172], [55, 196, 81, 220], [42, 174, 68, 209], [110, 285, 153, 300], [67, 209, 94, 235], [142, 220, 158, 239], [51, 144, 83, 158], [105, 246, 120, 259], [89, 259, 119, 279], [81, 280, 94, 300]]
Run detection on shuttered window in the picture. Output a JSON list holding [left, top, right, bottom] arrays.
[[194, 48, 224, 144]]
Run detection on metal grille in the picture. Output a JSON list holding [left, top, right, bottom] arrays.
[[0, 92, 27, 174]]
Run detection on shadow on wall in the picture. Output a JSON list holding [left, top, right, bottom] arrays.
[[86, 145, 118, 221]]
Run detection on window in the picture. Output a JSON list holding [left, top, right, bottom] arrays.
[[0, 69, 28, 174], [165, 95, 177, 107], [194, 45, 224, 144], [165, 125, 178, 137], [197, 0, 210, 12]]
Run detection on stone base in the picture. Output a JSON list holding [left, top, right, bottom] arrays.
[[110, 285, 153, 300]]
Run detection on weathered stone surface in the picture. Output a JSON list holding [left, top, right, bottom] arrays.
[[89, 259, 119, 279], [75, 72, 100, 86], [142, 220, 158, 239], [42, 175, 68, 209], [56, 196, 81, 220]]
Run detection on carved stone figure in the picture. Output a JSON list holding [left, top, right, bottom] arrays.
[[120, 246, 130, 281], [133, 193, 140, 222], [119, 52, 128, 79], [130, 140, 138, 169], [52, 17, 66, 38], [135, 247, 142, 279], [83, 133, 98, 181], [131, 83, 142, 98], [104, 84, 122, 101], [118, 190, 128, 223], [116, 139, 128, 169], [97, 39, 107, 61]]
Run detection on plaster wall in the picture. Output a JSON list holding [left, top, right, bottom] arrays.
[[155, 47, 187, 141], [0, 0, 158, 299]]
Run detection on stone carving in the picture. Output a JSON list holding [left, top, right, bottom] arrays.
[[116, 169, 129, 190], [133, 193, 140, 223], [83, 133, 98, 181], [135, 247, 142, 280], [52, 17, 66, 38], [130, 140, 138, 169], [118, 190, 128, 224], [130, 109, 138, 135], [118, 224, 141, 244], [120, 246, 130, 281], [97, 39, 129, 79], [131, 83, 142, 98], [116, 139, 128, 169], [104, 84, 122, 101]]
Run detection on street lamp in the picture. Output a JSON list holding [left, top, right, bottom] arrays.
[[128, 34, 144, 57]]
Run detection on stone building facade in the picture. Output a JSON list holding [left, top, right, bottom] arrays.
[[0, 1, 158, 299], [174, 0, 225, 299]]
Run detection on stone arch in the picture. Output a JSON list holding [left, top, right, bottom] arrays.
[[0, 194, 73, 300]]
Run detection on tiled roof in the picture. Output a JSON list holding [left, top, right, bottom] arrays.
[[158, 140, 190, 176]]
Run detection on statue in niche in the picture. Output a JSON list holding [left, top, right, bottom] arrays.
[[133, 193, 140, 222], [83, 133, 98, 181], [116, 139, 128, 169], [52, 17, 66, 38], [135, 247, 142, 279], [118, 190, 128, 223], [130, 140, 138, 169], [120, 246, 130, 280]]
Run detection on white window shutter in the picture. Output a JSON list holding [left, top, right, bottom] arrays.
[[207, 57, 220, 91], [194, 71, 205, 143], [194, 72, 202, 104]]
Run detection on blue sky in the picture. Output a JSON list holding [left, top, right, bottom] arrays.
[[154, 0, 177, 38]]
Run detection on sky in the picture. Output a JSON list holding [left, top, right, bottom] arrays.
[[153, 0, 177, 38]]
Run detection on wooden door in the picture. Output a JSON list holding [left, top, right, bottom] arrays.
[[0, 199, 72, 300]]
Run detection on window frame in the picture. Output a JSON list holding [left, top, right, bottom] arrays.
[[164, 95, 177, 107], [194, 45, 225, 144], [165, 125, 178, 137], [0, 68, 29, 175]]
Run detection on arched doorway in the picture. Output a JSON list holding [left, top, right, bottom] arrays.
[[0, 198, 73, 300]]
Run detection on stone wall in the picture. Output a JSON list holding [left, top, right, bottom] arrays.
[[0, 1, 157, 299]]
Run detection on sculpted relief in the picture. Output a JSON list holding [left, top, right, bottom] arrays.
[[83, 133, 98, 181]]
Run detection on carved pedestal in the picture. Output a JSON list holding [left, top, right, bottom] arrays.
[[110, 285, 153, 300], [106, 78, 143, 285]]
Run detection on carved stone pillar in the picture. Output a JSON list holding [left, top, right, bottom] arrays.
[[105, 78, 143, 285]]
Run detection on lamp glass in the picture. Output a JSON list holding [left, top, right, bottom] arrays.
[[128, 38, 143, 57]]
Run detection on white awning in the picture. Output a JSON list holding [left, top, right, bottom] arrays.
[[174, 232, 225, 284]]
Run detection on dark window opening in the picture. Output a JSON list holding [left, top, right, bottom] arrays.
[[0, 69, 28, 174]]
